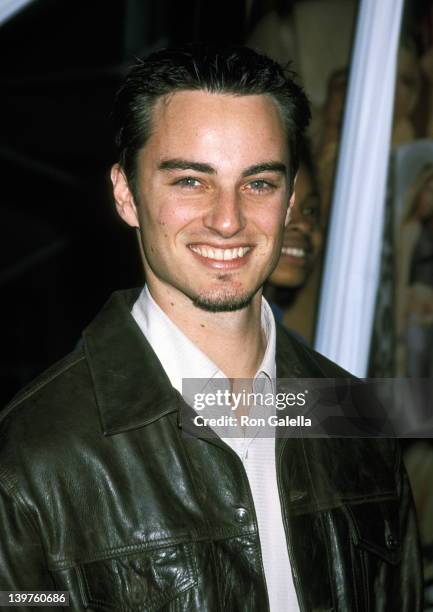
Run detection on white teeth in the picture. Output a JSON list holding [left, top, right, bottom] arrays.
[[190, 246, 251, 261], [281, 247, 306, 258]]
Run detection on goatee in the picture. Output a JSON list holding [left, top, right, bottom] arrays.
[[192, 292, 255, 312]]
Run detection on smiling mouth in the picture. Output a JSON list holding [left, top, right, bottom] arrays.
[[281, 246, 307, 259], [189, 245, 251, 261]]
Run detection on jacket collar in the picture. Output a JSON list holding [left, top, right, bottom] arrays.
[[83, 288, 316, 436], [83, 289, 181, 436]]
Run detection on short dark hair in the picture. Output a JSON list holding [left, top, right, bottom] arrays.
[[113, 43, 311, 194]]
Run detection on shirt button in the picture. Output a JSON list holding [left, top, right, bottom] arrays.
[[235, 507, 249, 523]]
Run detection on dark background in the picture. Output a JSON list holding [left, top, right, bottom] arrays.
[[0, 0, 256, 404]]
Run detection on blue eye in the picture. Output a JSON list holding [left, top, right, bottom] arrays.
[[249, 180, 274, 192], [175, 177, 201, 188]]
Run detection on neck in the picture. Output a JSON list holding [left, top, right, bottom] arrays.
[[147, 281, 267, 379]]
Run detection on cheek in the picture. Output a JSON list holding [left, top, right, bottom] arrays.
[[255, 204, 287, 236], [139, 201, 192, 240], [311, 230, 323, 255], [155, 194, 203, 230], [271, 217, 287, 247]]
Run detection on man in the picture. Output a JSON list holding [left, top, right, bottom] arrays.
[[0, 44, 422, 611]]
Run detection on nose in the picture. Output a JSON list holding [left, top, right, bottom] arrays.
[[203, 189, 246, 237], [288, 204, 314, 233]]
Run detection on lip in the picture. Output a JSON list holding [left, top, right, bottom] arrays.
[[188, 243, 254, 270], [282, 236, 311, 250]]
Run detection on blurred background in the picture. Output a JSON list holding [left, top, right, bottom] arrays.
[[1, 0, 433, 606]]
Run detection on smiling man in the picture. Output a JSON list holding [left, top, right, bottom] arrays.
[[0, 44, 422, 611], [112, 90, 291, 318]]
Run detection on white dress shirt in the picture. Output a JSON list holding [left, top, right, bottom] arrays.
[[132, 286, 299, 612]]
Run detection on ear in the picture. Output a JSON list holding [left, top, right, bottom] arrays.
[[110, 164, 139, 228], [284, 173, 298, 227]]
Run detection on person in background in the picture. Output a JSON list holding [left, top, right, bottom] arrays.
[[265, 145, 323, 342]]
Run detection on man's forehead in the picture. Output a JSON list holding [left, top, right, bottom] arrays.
[[152, 88, 284, 125], [141, 90, 289, 166]]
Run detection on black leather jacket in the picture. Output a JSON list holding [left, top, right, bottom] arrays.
[[0, 290, 423, 611]]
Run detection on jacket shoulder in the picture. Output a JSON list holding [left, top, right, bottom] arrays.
[[0, 348, 94, 469], [3, 348, 87, 415]]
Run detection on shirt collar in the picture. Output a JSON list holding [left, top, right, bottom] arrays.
[[258, 297, 277, 384], [132, 285, 276, 395]]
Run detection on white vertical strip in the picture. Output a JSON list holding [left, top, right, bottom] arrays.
[[314, 0, 404, 376], [0, 0, 34, 26]]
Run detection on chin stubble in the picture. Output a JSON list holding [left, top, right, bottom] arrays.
[[192, 292, 256, 313]]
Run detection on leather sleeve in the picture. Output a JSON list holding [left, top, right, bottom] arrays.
[[0, 481, 55, 593], [399, 456, 424, 611]]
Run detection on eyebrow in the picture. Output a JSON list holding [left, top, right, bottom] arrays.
[[241, 162, 287, 177], [158, 158, 287, 177], [158, 159, 216, 174]]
